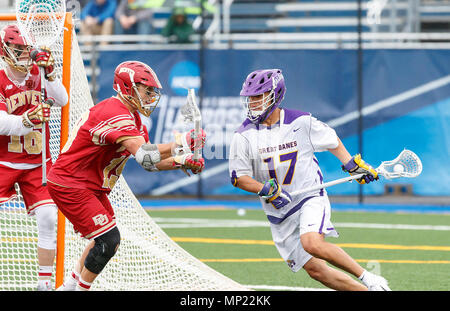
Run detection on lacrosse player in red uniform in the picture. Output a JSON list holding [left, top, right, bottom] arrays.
[[47, 60, 206, 291], [0, 24, 68, 290]]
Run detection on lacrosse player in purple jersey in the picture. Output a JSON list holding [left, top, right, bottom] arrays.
[[228, 69, 391, 291]]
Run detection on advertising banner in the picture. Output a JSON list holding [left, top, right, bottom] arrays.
[[95, 49, 450, 196]]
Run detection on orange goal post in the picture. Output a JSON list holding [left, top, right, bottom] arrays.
[[0, 12, 247, 291]]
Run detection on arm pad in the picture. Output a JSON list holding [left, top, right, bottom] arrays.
[[135, 143, 161, 171]]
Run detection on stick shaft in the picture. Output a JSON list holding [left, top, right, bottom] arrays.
[[193, 120, 201, 160], [40, 67, 47, 186], [290, 173, 365, 196], [188, 89, 201, 161], [289, 150, 422, 196]]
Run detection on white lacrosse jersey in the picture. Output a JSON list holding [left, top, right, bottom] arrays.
[[229, 108, 339, 224]]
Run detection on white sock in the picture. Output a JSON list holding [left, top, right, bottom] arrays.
[[37, 280, 52, 291], [37, 266, 53, 290], [67, 270, 80, 286], [56, 269, 79, 291], [76, 278, 92, 291], [38, 265, 53, 281]]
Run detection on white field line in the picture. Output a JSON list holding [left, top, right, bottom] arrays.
[[245, 284, 333, 291], [0, 283, 330, 292], [333, 222, 450, 231], [152, 217, 450, 231], [149, 75, 450, 195]]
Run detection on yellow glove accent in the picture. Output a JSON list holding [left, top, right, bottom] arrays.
[[351, 154, 378, 184]]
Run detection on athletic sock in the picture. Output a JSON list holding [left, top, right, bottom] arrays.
[[38, 265, 53, 281], [76, 278, 92, 291], [64, 270, 80, 290], [37, 266, 53, 290]]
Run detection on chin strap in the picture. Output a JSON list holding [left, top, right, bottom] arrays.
[[117, 92, 143, 115]]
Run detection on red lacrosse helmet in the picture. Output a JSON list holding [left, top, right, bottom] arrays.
[[113, 61, 162, 117], [0, 24, 32, 73]]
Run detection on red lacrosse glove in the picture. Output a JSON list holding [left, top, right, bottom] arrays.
[[22, 100, 52, 128], [174, 128, 206, 152], [32, 47, 55, 81], [173, 153, 205, 174]]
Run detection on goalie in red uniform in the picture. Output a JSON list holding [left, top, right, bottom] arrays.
[[47, 60, 206, 291], [0, 24, 68, 291]]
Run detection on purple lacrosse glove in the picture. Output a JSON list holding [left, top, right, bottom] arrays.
[[258, 178, 292, 209]]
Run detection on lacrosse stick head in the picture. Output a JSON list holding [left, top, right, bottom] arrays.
[[180, 88, 202, 160], [377, 149, 422, 179], [180, 88, 201, 123], [16, 0, 66, 48]]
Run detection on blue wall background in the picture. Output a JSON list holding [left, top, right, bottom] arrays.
[[93, 49, 450, 196]]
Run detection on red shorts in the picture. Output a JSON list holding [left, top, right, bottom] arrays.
[[0, 163, 54, 215], [47, 181, 116, 240]]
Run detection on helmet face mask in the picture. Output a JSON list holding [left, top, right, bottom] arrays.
[[3, 43, 31, 73], [113, 61, 163, 117], [132, 84, 161, 117], [242, 90, 275, 122], [0, 25, 32, 73], [240, 69, 286, 124]]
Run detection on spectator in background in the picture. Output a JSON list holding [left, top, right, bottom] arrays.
[[162, 7, 194, 44], [80, 0, 117, 45], [115, 0, 162, 35]]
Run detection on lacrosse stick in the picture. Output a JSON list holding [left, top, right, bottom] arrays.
[[176, 88, 203, 176], [290, 149, 422, 196], [16, 0, 66, 186]]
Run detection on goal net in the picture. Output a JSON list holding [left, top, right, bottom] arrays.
[[0, 13, 247, 291]]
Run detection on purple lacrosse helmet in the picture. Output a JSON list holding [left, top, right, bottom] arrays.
[[240, 69, 286, 124]]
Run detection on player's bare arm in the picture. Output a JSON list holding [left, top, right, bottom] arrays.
[[119, 136, 171, 158], [120, 137, 180, 172], [232, 174, 291, 209], [119, 136, 184, 160], [118, 128, 206, 159], [119, 136, 204, 173], [328, 137, 378, 184], [232, 175, 263, 194], [327, 137, 352, 164]]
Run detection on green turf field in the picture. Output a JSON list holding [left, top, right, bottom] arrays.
[[146, 208, 450, 291]]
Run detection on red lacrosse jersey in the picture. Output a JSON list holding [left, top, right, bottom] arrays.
[[0, 69, 52, 164], [47, 97, 149, 192]]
